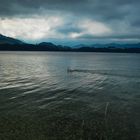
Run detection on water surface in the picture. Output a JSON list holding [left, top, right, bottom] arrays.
[[0, 52, 140, 140]]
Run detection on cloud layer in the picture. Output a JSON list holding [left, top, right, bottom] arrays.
[[0, 0, 140, 44]]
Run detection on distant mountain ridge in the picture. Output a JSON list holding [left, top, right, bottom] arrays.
[[38, 42, 56, 47], [0, 34, 25, 45], [73, 43, 140, 49], [0, 34, 140, 53]]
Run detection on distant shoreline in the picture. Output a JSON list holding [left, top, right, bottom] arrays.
[[0, 46, 140, 53]]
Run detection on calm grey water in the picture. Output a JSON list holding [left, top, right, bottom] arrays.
[[0, 51, 140, 139]]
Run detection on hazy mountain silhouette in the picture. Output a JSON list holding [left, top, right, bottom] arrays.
[[0, 34, 25, 45], [0, 34, 140, 53], [73, 43, 140, 49]]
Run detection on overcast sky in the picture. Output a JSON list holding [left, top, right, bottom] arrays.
[[0, 0, 140, 45]]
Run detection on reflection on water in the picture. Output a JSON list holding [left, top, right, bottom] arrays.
[[0, 51, 140, 139]]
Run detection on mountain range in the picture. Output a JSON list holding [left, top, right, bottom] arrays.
[[0, 34, 140, 53]]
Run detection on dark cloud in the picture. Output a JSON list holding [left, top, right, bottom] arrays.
[[57, 22, 83, 34], [0, 0, 140, 42], [58, 27, 82, 34], [0, 0, 139, 21], [0, 0, 87, 17]]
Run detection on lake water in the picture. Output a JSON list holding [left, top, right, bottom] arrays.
[[0, 51, 140, 140]]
